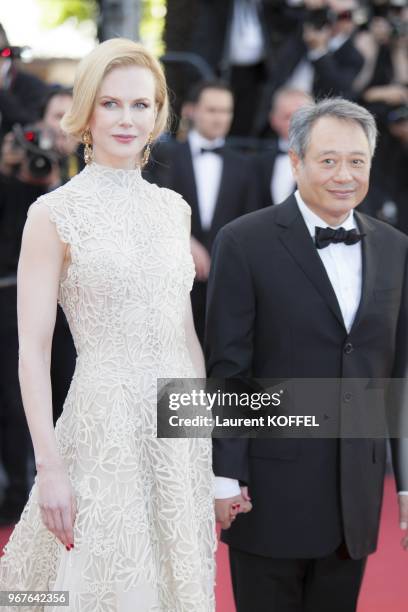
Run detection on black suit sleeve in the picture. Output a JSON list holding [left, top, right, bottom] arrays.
[[205, 225, 256, 484], [312, 41, 364, 100], [0, 72, 47, 133], [389, 251, 408, 492], [241, 157, 262, 215]]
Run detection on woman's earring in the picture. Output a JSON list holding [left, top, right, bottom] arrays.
[[141, 133, 153, 168], [82, 129, 93, 165]]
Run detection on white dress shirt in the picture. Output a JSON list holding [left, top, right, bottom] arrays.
[[215, 191, 408, 498], [188, 130, 224, 231], [271, 139, 295, 206], [229, 0, 265, 65]]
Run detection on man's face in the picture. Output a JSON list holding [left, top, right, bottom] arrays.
[[270, 93, 312, 141], [289, 116, 371, 223], [43, 93, 76, 155], [191, 88, 234, 141]]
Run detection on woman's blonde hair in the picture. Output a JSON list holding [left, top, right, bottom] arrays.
[[61, 38, 169, 142]]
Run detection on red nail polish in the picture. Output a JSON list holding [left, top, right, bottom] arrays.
[[65, 546, 70, 551]]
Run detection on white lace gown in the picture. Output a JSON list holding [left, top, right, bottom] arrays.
[[0, 163, 216, 611]]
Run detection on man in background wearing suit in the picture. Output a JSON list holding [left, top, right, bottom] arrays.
[[154, 80, 258, 343], [206, 98, 408, 612], [256, 88, 312, 208], [190, 0, 298, 136]]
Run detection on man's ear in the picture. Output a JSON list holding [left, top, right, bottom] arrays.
[[288, 149, 301, 180]]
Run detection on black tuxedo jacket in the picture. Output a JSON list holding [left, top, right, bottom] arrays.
[[149, 140, 259, 252], [255, 144, 296, 208], [205, 195, 408, 560]]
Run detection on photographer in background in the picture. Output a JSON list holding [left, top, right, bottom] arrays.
[[0, 23, 48, 140], [354, 0, 407, 104], [352, 2, 408, 232], [0, 86, 78, 525], [254, 0, 364, 136]]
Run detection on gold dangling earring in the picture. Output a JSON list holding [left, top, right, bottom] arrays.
[[141, 132, 153, 168], [82, 128, 93, 165]]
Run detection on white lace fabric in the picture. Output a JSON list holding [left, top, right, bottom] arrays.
[[0, 163, 216, 611]]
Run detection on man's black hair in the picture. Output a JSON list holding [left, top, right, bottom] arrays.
[[39, 85, 73, 119], [187, 79, 233, 105]]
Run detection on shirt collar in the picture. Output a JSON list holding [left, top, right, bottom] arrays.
[[294, 190, 357, 238], [329, 33, 350, 53], [188, 129, 225, 157], [278, 138, 290, 153]]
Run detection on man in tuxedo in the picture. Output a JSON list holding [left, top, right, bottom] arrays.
[[152, 80, 258, 343], [206, 98, 408, 611], [256, 88, 312, 208], [190, 0, 298, 136]]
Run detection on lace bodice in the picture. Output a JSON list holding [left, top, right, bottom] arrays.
[[38, 162, 196, 375]]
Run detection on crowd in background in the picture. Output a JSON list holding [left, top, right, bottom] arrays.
[[0, 0, 407, 522]]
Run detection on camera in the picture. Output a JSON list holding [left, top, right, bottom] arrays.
[[0, 46, 23, 60], [11, 124, 59, 179], [304, 7, 356, 29], [387, 105, 408, 125], [368, 0, 408, 38]]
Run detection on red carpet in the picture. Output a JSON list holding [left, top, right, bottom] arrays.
[[1, 476, 406, 609], [215, 476, 408, 612]]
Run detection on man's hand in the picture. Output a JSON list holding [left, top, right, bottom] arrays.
[[191, 236, 211, 282], [398, 495, 408, 551], [215, 494, 252, 530], [363, 85, 408, 106], [240, 485, 251, 503]]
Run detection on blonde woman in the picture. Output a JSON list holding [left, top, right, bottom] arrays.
[[0, 39, 216, 611]]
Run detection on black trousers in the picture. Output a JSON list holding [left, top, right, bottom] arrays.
[[229, 545, 367, 612], [191, 279, 207, 347], [0, 286, 30, 508], [0, 287, 75, 509], [50, 307, 76, 423], [229, 62, 267, 137]]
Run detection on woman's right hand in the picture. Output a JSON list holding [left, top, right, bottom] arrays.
[[36, 462, 77, 550]]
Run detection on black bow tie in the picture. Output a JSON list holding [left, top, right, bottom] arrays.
[[200, 146, 224, 155], [315, 226, 365, 249]]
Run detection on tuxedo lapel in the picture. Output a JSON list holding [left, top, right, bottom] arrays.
[[181, 143, 202, 235], [210, 151, 234, 238], [349, 212, 380, 334], [276, 197, 345, 329]]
